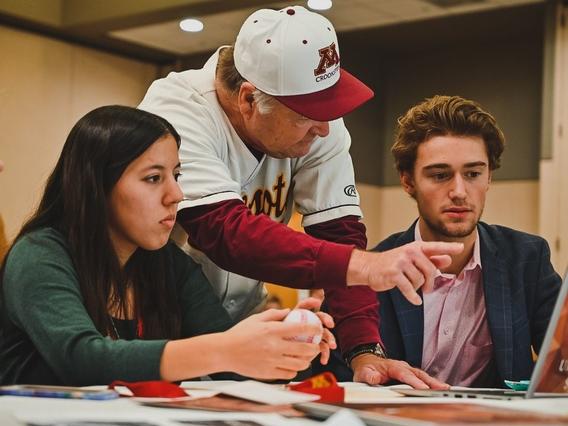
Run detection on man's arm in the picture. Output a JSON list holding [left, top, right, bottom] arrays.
[[178, 199, 353, 290], [179, 200, 462, 294], [304, 216, 381, 353]]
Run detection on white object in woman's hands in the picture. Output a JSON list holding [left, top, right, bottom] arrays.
[[283, 308, 323, 344]]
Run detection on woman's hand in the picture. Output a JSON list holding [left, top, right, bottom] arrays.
[[293, 297, 337, 365], [222, 308, 323, 380], [160, 299, 337, 382]]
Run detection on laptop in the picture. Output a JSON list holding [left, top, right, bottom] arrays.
[[395, 271, 568, 400]]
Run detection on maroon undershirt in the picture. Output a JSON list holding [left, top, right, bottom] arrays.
[[178, 199, 381, 354]]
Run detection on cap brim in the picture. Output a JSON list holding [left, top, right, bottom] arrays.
[[274, 69, 374, 121]]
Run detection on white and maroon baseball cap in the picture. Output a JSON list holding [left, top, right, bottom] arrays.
[[233, 5, 374, 122]]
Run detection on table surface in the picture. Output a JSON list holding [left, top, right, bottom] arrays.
[[0, 382, 567, 426]]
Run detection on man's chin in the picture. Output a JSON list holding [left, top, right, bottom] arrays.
[[421, 213, 480, 241], [285, 148, 311, 158], [440, 224, 477, 239], [292, 140, 315, 157]]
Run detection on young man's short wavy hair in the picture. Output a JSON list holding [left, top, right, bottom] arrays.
[[392, 95, 505, 174]]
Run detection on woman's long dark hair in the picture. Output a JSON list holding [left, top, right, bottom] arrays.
[[1, 105, 183, 339]]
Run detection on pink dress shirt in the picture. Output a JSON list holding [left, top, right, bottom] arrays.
[[417, 223, 494, 386]]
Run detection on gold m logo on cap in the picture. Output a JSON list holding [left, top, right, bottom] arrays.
[[314, 43, 340, 77]]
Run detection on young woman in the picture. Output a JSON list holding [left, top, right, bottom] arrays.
[[0, 106, 334, 386]]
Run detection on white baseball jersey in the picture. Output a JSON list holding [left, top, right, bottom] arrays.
[[139, 49, 362, 319]]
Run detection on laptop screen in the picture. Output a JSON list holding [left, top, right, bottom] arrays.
[[528, 273, 568, 395]]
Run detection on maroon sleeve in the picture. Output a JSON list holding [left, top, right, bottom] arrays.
[[177, 199, 353, 289], [305, 216, 382, 354]]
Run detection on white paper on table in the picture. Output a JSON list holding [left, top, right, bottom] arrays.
[[0, 411, 22, 426], [344, 385, 405, 403], [0, 396, 317, 426], [180, 380, 238, 390], [212, 380, 320, 405], [323, 408, 366, 426]]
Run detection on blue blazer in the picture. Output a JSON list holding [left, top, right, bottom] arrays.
[[375, 221, 561, 386]]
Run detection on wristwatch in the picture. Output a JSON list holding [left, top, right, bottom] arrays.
[[345, 343, 387, 368]]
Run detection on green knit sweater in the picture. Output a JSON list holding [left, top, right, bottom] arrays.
[[0, 228, 233, 385]]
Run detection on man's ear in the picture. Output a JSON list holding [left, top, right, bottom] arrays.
[[401, 172, 415, 197], [237, 82, 256, 119]]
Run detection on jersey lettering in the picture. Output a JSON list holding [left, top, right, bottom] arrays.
[[242, 174, 287, 218]]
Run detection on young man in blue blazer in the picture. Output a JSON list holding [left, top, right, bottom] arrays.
[[355, 95, 562, 388]]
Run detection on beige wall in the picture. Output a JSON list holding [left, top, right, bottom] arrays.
[[539, 3, 568, 276], [359, 181, 539, 250], [0, 25, 157, 241]]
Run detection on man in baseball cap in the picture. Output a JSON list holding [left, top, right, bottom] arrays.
[[139, 5, 461, 387]]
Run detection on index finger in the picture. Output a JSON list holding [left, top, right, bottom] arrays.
[[420, 241, 463, 257], [395, 272, 422, 306], [412, 368, 450, 390], [391, 365, 430, 390]]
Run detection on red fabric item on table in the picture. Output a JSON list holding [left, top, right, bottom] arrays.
[[289, 372, 345, 403], [109, 380, 188, 398]]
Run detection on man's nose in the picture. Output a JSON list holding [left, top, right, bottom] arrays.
[[311, 121, 330, 138], [449, 175, 466, 199]]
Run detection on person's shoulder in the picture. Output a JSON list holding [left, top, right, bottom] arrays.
[[479, 222, 547, 246], [7, 228, 71, 274], [478, 222, 550, 257], [9, 227, 69, 260], [153, 50, 218, 94], [145, 67, 210, 95], [140, 66, 216, 116], [4, 228, 75, 295], [140, 69, 224, 145]]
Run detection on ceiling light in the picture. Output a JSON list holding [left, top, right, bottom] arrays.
[[179, 18, 204, 32], [307, 0, 332, 11]]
